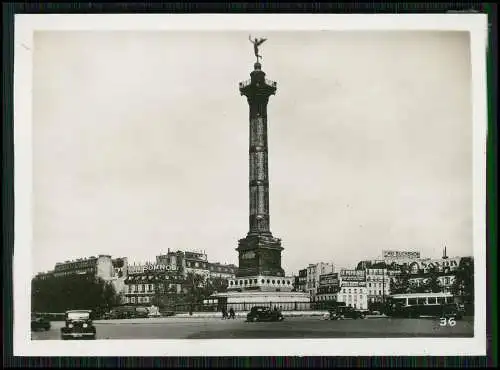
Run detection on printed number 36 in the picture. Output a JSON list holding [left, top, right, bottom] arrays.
[[440, 317, 456, 327]]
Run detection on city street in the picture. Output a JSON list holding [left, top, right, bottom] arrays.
[[31, 316, 474, 340]]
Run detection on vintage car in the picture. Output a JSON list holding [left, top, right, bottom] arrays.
[[31, 313, 51, 331], [327, 306, 366, 320], [246, 306, 284, 322], [103, 306, 149, 320], [60, 310, 96, 340]]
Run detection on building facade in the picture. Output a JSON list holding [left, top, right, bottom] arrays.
[[35, 255, 123, 282], [122, 250, 237, 306], [208, 262, 237, 279], [183, 251, 210, 279], [357, 249, 470, 298], [306, 262, 335, 301], [295, 268, 307, 293], [337, 269, 368, 310], [366, 268, 391, 309], [123, 263, 184, 305], [316, 272, 340, 302], [406, 256, 462, 293]]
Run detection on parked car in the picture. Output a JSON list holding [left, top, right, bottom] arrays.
[[328, 306, 366, 320], [160, 310, 176, 317], [103, 306, 149, 319], [60, 310, 96, 340], [134, 307, 149, 318], [31, 314, 51, 331], [246, 306, 284, 322]]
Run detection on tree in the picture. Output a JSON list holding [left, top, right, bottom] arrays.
[[389, 265, 410, 295], [31, 274, 121, 313], [424, 265, 442, 293], [151, 283, 165, 308], [183, 272, 206, 312], [451, 257, 474, 303], [204, 277, 228, 296]]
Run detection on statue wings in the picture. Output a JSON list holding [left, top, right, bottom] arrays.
[[255, 37, 267, 46], [249, 35, 268, 46]]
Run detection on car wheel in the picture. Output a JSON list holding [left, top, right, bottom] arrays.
[[360, 314, 366, 319], [252, 317, 258, 322]]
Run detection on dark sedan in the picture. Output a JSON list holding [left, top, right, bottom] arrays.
[[328, 306, 366, 320], [31, 314, 51, 331], [60, 310, 96, 340], [246, 306, 284, 322]]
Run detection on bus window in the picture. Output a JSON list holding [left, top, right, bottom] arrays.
[[417, 298, 426, 305], [428, 297, 437, 304], [446, 297, 454, 303], [394, 298, 405, 306], [437, 297, 445, 304], [408, 298, 417, 305]]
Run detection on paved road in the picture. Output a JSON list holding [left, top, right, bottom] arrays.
[[31, 316, 473, 340]]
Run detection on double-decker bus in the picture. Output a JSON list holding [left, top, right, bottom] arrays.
[[385, 292, 460, 318]]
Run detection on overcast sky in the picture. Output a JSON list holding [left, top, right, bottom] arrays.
[[32, 30, 473, 275]]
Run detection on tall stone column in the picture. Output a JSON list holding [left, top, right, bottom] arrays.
[[236, 62, 284, 279]]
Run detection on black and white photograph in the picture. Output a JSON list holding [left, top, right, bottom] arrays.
[[14, 14, 487, 356]]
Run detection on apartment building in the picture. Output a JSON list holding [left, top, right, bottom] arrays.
[[306, 262, 335, 301]]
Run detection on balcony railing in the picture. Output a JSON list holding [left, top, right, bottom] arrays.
[[239, 79, 251, 89], [239, 79, 277, 89], [265, 78, 277, 87]]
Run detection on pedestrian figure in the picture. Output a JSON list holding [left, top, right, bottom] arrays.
[[222, 307, 228, 320], [229, 308, 235, 319]]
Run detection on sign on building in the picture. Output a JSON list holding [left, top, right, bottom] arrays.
[[382, 250, 421, 259], [319, 273, 339, 286], [339, 269, 366, 282], [409, 257, 460, 274]]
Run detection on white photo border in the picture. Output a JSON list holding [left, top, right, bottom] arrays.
[[13, 14, 488, 357]]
